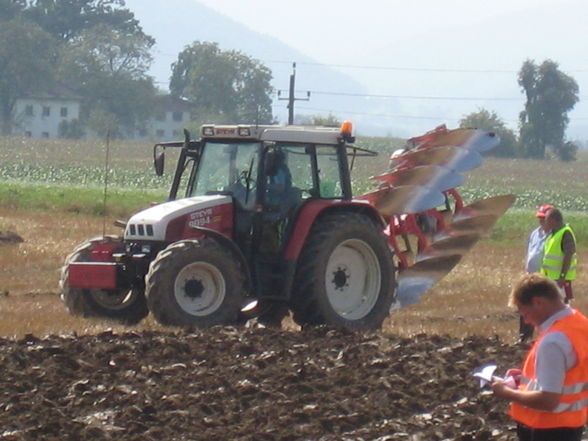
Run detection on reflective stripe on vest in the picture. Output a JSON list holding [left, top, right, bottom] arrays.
[[510, 310, 588, 429], [541, 225, 577, 280], [521, 375, 588, 395]]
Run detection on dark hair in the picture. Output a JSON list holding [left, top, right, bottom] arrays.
[[509, 273, 561, 306], [546, 208, 563, 223]]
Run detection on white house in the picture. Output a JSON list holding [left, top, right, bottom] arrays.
[[130, 94, 194, 141], [13, 85, 82, 139], [11, 89, 193, 141]]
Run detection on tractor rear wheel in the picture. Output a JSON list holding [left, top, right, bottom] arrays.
[[60, 236, 149, 325], [290, 213, 396, 329], [146, 239, 245, 327]]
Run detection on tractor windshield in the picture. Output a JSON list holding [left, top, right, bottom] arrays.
[[189, 141, 260, 208]]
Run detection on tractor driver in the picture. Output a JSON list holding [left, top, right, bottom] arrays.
[[261, 148, 302, 254], [265, 148, 295, 211]]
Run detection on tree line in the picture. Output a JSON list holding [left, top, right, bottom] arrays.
[[459, 60, 579, 161], [0, 0, 274, 138]]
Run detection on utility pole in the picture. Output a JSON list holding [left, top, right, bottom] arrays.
[[277, 62, 310, 125]]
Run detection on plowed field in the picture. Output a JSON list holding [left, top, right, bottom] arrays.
[[0, 326, 526, 441]]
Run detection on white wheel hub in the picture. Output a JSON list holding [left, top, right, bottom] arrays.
[[175, 262, 226, 316], [325, 239, 381, 320]]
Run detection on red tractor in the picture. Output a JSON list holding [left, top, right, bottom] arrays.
[[60, 122, 514, 330]]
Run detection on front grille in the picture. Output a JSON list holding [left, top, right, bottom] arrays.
[[127, 224, 154, 237]]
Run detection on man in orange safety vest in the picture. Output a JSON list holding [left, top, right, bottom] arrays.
[[492, 273, 588, 441]]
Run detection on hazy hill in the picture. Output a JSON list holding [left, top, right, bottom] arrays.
[[358, 0, 587, 138], [125, 0, 586, 140], [124, 0, 376, 133]]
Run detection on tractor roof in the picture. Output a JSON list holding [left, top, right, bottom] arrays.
[[200, 123, 353, 146]]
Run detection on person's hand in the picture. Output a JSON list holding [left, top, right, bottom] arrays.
[[505, 369, 522, 380], [557, 278, 566, 288], [505, 369, 522, 388], [491, 379, 510, 398]]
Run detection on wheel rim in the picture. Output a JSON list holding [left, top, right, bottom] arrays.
[[325, 239, 381, 320], [88, 289, 138, 311], [174, 262, 226, 316]]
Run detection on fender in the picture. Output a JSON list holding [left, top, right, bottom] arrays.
[[283, 199, 385, 261], [192, 226, 253, 294]]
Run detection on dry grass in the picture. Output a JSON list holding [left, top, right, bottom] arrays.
[[1, 208, 587, 341], [384, 244, 588, 341]]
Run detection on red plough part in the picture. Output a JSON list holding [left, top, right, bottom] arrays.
[[359, 125, 516, 308]]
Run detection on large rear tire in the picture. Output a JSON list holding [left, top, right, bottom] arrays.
[[60, 236, 148, 325], [290, 213, 396, 330], [146, 239, 245, 327]]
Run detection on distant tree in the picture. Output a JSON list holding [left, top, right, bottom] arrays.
[[518, 59, 579, 160], [57, 23, 156, 136], [459, 109, 518, 157], [170, 42, 273, 124], [0, 0, 26, 21], [296, 113, 341, 127], [0, 20, 57, 135], [558, 141, 579, 162], [23, 0, 150, 44]]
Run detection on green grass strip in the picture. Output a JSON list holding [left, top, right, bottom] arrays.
[[0, 182, 167, 218]]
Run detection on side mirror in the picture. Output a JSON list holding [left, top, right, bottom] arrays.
[[153, 146, 165, 176]]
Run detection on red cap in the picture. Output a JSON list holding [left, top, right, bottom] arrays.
[[535, 204, 554, 218]]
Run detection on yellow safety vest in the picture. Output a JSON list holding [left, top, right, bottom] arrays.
[[541, 225, 577, 281]]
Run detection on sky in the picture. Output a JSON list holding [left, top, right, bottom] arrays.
[[130, 0, 588, 139], [196, 0, 552, 65]]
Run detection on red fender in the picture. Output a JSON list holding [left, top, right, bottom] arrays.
[[283, 200, 383, 260]]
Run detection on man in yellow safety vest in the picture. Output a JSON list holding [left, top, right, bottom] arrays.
[[541, 208, 577, 303]]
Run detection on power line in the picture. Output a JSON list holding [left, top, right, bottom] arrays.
[[309, 90, 524, 101], [152, 50, 588, 74], [288, 105, 464, 121], [263, 59, 588, 74], [279, 105, 588, 123]]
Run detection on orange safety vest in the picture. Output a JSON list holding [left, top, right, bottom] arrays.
[[510, 309, 588, 428]]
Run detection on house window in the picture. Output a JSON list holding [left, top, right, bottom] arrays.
[[25, 131, 32, 137], [42, 132, 50, 138], [156, 112, 166, 122], [172, 111, 183, 122], [25, 105, 34, 116], [156, 129, 165, 138], [60, 107, 68, 117], [42, 106, 50, 117]]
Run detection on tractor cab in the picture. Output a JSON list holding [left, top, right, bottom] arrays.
[[154, 123, 369, 254]]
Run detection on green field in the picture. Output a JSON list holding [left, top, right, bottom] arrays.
[[1, 135, 587, 243]]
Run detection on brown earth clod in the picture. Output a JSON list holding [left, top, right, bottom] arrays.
[[0, 231, 24, 245]]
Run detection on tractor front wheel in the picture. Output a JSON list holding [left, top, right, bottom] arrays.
[[146, 239, 245, 327], [291, 213, 396, 329], [60, 236, 149, 325]]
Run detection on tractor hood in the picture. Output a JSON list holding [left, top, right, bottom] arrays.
[[124, 194, 232, 242]]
